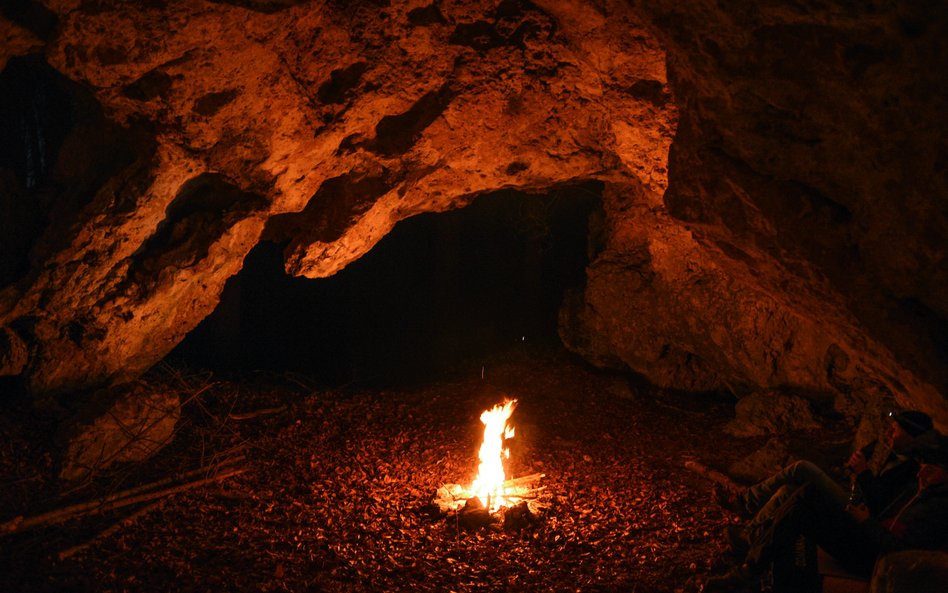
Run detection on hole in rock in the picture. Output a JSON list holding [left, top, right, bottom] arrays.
[[172, 182, 604, 385]]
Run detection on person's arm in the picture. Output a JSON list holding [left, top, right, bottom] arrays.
[[858, 460, 918, 517]]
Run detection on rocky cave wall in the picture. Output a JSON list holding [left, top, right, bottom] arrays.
[[0, 0, 946, 430]]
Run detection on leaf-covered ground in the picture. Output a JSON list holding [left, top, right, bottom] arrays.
[[0, 347, 765, 593]]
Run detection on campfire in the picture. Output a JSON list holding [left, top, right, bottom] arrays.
[[433, 399, 547, 528]]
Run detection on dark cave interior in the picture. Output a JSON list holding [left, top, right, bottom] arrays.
[[173, 183, 603, 385]]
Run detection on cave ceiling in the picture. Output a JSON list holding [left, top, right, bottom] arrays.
[[0, 0, 945, 428]]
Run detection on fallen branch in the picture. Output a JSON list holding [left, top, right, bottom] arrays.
[[0, 464, 246, 536], [58, 499, 164, 560], [228, 405, 288, 421], [104, 455, 245, 503], [682, 459, 738, 489]]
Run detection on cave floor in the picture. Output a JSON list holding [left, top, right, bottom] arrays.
[[1, 348, 773, 593]]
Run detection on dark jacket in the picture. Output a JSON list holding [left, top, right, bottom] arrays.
[[864, 480, 948, 553], [855, 453, 919, 519]]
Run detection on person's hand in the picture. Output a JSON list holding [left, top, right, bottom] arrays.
[[846, 503, 870, 522], [846, 450, 868, 475]]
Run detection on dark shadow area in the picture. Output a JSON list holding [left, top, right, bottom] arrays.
[[171, 182, 603, 386], [0, 54, 151, 289], [0, 55, 76, 285], [128, 173, 267, 284]]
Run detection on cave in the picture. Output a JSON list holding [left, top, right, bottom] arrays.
[[1, 1, 947, 592], [173, 184, 602, 385]]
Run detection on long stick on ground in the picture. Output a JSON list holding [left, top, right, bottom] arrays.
[[0, 466, 246, 535], [58, 499, 165, 560], [228, 406, 287, 421], [682, 459, 738, 489], [100, 455, 245, 504]]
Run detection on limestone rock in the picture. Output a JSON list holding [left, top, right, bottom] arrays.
[[0, 14, 42, 72], [0, 0, 674, 397], [724, 391, 821, 437], [0, 0, 944, 433], [0, 326, 27, 377], [58, 384, 180, 483], [728, 438, 792, 484]]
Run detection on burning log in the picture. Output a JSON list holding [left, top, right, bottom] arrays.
[[433, 474, 547, 515]]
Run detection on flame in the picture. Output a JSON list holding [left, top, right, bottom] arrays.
[[470, 399, 517, 511]]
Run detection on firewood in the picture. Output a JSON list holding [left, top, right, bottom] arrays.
[[503, 473, 545, 487], [458, 497, 493, 530], [503, 500, 535, 530], [503, 486, 547, 499]]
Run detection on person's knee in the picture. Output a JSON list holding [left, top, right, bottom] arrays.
[[788, 460, 822, 481]]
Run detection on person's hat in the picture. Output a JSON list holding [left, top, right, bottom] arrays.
[[889, 410, 934, 437]]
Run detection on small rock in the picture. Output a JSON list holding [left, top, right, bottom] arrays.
[[58, 382, 180, 482]]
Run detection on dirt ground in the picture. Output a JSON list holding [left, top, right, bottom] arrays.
[[0, 346, 792, 593]]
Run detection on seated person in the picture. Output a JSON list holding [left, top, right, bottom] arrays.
[[713, 409, 932, 549], [704, 429, 948, 593], [849, 410, 932, 519]]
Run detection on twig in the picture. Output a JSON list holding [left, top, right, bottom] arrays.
[[100, 455, 245, 502], [0, 466, 246, 535], [228, 405, 288, 421], [281, 372, 316, 392], [57, 499, 164, 560]]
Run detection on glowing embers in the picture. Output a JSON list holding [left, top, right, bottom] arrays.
[[434, 399, 548, 529]]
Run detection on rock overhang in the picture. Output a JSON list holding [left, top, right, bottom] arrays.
[[0, 0, 944, 429]]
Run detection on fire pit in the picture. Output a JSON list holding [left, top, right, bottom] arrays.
[[432, 399, 548, 529]]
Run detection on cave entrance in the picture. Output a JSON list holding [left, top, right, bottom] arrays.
[[172, 181, 603, 385]]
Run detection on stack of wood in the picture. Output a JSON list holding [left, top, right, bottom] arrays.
[[432, 473, 548, 530]]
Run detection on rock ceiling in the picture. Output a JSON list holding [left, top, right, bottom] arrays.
[[0, 0, 945, 428]]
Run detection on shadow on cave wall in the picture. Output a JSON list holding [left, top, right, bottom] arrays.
[[171, 182, 604, 386], [0, 54, 150, 289], [0, 55, 78, 286]]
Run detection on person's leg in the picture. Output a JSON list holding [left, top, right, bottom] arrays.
[[742, 460, 847, 518], [747, 483, 878, 578]]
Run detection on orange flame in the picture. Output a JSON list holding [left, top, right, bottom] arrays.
[[470, 399, 517, 511]]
